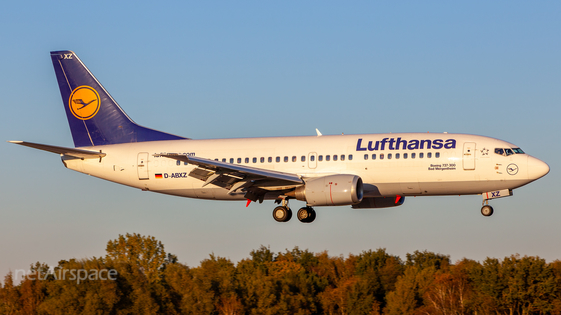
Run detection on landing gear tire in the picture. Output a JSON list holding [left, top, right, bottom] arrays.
[[297, 207, 316, 223], [273, 206, 292, 222], [481, 205, 494, 217]]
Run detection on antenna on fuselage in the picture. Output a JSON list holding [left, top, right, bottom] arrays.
[[315, 128, 322, 136]]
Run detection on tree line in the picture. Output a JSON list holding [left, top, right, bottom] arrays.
[[1, 233, 561, 314]]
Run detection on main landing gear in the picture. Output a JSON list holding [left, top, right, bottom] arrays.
[[273, 197, 316, 223], [481, 200, 494, 217], [273, 206, 292, 222], [297, 207, 316, 223]]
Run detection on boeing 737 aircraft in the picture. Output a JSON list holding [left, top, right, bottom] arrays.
[[9, 51, 550, 223]]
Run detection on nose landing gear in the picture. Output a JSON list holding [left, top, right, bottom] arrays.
[[481, 205, 494, 216], [481, 199, 494, 217]]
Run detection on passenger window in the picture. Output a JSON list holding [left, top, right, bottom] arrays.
[[215, 158, 219, 161], [404, 153, 408, 159], [268, 157, 272, 163], [318, 155, 323, 161], [427, 152, 432, 158], [333, 155, 338, 161], [184, 161, 188, 165], [348, 154, 353, 161], [372, 154, 376, 160], [419, 153, 424, 158], [245, 158, 249, 163], [237, 158, 242, 163], [435, 152, 440, 158], [326, 155, 331, 161], [284, 156, 289, 162], [341, 155, 345, 161], [230, 158, 234, 164], [411, 153, 416, 159], [310, 155, 315, 162], [395, 153, 400, 159], [276, 156, 280, 163], [176, 160, 181, 166], [260, 157, 264, 163], [380, 154, 384, 160], [301, 156, 306, 162], [364, 154, 368, 160], [292, 156, 297, 162], [388, 153, 392, 159], [222, 158, 226, 162]]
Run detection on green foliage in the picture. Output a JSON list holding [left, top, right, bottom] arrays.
[[2, 236, 561, 315], [106, 233, 168, 283]]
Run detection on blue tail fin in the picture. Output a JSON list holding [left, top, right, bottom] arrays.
[[51, 50, 187, 147]]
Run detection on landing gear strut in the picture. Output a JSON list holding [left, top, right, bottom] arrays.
[[481, 200, 494, 217], [297, 207, 316, 223]]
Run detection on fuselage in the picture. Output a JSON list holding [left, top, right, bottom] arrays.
[[62, 132, 549, 203]]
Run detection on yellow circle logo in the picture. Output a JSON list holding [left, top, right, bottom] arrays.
[[69, 86, 100, 120]]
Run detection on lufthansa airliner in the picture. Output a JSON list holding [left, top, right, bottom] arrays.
[[9, 51, 550, 223]]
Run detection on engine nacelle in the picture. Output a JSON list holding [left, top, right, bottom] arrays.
[[287, 175, 363, 206], [351, 196, 405, 209]]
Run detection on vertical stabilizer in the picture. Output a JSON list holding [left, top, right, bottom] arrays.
[[50, 50, 187, 147]]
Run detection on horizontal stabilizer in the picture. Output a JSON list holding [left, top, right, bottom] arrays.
[[8, 141, 106, 159]]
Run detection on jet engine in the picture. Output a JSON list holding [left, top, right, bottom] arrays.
[[287, 175, 363, 206]]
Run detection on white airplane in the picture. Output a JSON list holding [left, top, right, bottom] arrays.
[[9, 51, 550, 223]]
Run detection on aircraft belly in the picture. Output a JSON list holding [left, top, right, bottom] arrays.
[[155, 188, 245, 200], [419, 179, 531, 195], [368, 178, 531, 197]]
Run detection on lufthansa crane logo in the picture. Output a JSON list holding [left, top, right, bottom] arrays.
[[507, 163, 519, 175], [69, 86, 100, 120]]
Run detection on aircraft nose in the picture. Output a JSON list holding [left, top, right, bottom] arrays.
[[527, 156, 550, 180]]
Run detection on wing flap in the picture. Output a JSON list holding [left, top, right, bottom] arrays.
[[9, 141, 106, 159]]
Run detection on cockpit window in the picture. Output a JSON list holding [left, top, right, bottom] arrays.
[[495, 147, 524, 156]]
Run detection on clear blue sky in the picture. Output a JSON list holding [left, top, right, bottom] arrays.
[[1, 1, 560, 280]]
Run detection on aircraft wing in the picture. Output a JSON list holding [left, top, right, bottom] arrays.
[[8, 141, 106, 159], [156, 154, 303, 196]]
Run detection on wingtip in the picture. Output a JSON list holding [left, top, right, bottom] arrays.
[[8, 141, 23, 144]]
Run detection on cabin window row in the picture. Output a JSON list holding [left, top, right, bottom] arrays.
[[363, 152, 441, 160], [204, 155, 356, 164], [175, 152, 441, 166]]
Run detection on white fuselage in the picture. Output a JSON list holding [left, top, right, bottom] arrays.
[[61, 132, 549, 204]]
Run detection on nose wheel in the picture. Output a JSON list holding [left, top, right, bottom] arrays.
[[481, 205, 494, 217], [481, 198, 494, 217]]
